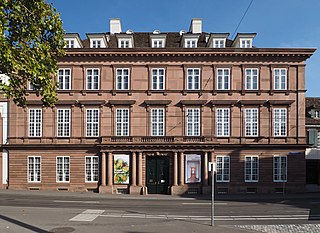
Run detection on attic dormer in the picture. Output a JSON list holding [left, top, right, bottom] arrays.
[[87, 33, 108, 48], [207, 33, 230, 48], [64, 33, 83, 48], [116, 33, 134, 48], [232, 33, 256, 48], [150, 31, 166, 48]]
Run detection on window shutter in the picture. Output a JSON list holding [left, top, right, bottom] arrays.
[[309, 129, 318, 147]]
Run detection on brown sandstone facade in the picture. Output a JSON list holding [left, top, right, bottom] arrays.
[[1, 19, 315, 195]]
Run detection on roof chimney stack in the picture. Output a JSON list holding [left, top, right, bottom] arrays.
[[110, 18, 122, 34], [189, 18, 202, 34]]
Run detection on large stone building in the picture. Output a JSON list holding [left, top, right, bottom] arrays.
[[1, 19, 315, 195]]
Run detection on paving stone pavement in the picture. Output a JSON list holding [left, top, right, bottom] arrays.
[[235, 224, 320, 233]]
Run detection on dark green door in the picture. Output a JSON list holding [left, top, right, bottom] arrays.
[[146, 156, 169, 194]]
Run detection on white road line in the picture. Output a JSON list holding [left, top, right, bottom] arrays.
[[182, 202, 228, 205], [69, 209, 105, 222], [54, 200, 100, 204]]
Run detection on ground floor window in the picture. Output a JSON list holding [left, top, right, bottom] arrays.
[[273, 155, 287, 182], [56, 156, 70, 182], [185, 154, 201, 183], [114, 154, 130, 184], [245, 156, 259, 182], [85, 156, 99, 182], [28, 156, 41, 182], [216, 156, 230, 182]]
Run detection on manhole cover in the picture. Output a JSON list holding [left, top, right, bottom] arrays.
[[49, 227, 75, 233]]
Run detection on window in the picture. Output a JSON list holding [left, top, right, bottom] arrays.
[[57, 109, 70, 137], [315, 110, 320, 118], [86, 69, 99, 90], [213, 39, 225, 48], [274, 108, 287, 137], [185, 39, 197, 48], [58, 69, 71, 90], [216, 108, 230, 137], [240, 39, 252, 48], [151, 109, 164, 136], [29, 109, 42, 137], [273, 156, 287, 182], [216, 156, 230, 182], [217, 68, 230, 90], [187, 68, 200, 90], [274, 68, 287, 90], [245, 156, 259, 182], [56, 156, 70, 182], [116, 68, 130, 90], [91, 39, 102, 48], [245, 108, 258, 137], [245, 68, 258, 90], [65, 39, 75, 48], [186, 108, 200, 136], [86, 109, 99, 137], [151, 68, 165, 90], [119, 39, 131, 48], [152, 39, 164, 48], [28, 156, 41, 182], [116, 109, 129, 136], [85, 156, 99, 182]]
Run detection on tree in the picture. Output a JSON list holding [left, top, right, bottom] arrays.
[[0, 0, 65, 107]]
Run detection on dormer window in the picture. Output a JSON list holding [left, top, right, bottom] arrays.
[[213, 39, 225, 48], [185, 39, 197, 48], [119, 39, 132, 48], [315, 110, 320, 118], [91, 39, 102, 48], [152, 39, 164, 48], [240, 39, 252, 48], [65, 39, 75, 48]]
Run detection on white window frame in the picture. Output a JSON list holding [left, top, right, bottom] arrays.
[[28, 156, 41, 183], [240, 39, 252, 48], [29, 109, 42, 137], [274, 108, 287, 137], [151, 108, 165, 136], [315, 110, 320, 118], [186, 108, 200, 136], [185, 39, 197, 48], [116, 108, 129, 136], [86, 68, 100, 90], [151, 68, 165, 90], [152, 39, 165, 48], [90, 39, 102, 48], [85, 156, 99, 182], [187, 68, 200, 90], [86, 109, 99, 137], [58, 68, 71, 90], [273, 155, 287, 182], [118, 39, 132, 48], [274, 68, 287, 90], [56, 156, 70, 182], [57, 109, 71, 137], [245, 156, 259, 182], [213, 39, 225, 48], [216, 68, 230, 90], [216, 156, 230, 182], [116, 68, 130, 90], [245, 108, 259, 137], [65, 39, 75, 48], [216, 108, 230, 137], [245, 68, 259, 90]]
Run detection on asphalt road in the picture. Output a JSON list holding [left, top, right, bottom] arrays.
[[1, 190, 320, 233]]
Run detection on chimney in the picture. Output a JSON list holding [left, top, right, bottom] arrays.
[[110, 18, 122, 34], [189, 18, 202, 34]]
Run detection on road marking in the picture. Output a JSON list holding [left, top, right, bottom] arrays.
[[54, 200, 100, 204], [182, 202, 227, 205], [69, 209, 104, 222]]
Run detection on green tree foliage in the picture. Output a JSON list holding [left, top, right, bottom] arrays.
[[0, 0, 65, 107]]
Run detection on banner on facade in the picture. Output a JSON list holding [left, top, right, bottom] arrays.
[[185, 154, 201, 183], [114, 154, 130, 184]]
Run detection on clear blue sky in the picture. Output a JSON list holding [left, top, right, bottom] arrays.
[[50, 0, 319, 97]]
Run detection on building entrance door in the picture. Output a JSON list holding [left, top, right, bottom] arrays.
[[146, 156, 169, 194]]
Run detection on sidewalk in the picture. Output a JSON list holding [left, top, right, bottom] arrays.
[[0, 188, 319, 201]]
